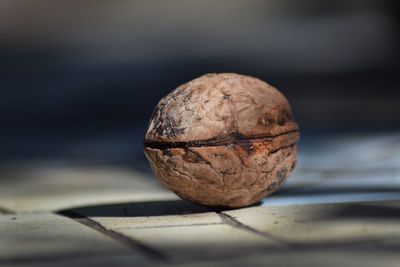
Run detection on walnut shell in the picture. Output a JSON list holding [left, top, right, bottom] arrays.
[[144, 73, 299, 208]]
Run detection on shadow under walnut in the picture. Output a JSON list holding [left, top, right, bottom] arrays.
[[144, 73, 300, 208]]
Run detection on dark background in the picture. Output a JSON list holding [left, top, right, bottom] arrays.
[[0, 0, 399, 168]]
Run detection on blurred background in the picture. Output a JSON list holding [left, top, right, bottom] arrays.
[[0, 0, 399, 169]]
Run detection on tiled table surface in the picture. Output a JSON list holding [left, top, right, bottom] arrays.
[[1, 132, 399, 267]]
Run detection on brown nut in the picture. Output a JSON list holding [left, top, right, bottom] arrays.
[[144, 73, 299, 208]]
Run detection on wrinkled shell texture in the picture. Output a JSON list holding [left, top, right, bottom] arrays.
[[144, 73, 299, 208]]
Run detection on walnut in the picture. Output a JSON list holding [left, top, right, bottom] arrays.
[[144, 73, 299, 208]]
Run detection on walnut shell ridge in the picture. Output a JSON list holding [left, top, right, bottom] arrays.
[[144, 73, 299, 208]]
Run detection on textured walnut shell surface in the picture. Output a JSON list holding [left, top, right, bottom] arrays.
[[145, 73, 298, 142], [144, 73, 299, 208]]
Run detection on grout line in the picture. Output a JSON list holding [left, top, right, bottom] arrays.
[[217, 212, 294, 249], [0, 206, 15, 214], [58, 211, 169, 262]]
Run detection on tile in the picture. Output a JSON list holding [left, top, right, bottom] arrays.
[[108, 224, 285, 261], [269, 133, 400, 197], [73, 200, 286, 261], [270, 167, 322, 194], [96, 212, 222, 230], [261, 191, 400, 206], [5, 247, 400, 267], [64, 200, 272, 262], [64, 199, 222, 229], [268, 165, 400, 206], [0, 163, 176, 213], [0, 213, 141, 263], [298, 133, 400, 171], [273, 134, 400, 205], [1, 254, 154, 267], [180, 249, 400, 267], [225, 201, 400, 246]]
